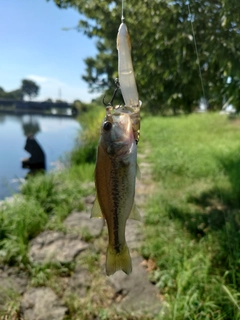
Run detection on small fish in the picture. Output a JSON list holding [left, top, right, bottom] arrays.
[[92, 108, 141, 276]]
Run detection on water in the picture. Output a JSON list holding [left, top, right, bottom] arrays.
[[0, 113, 81, 200]]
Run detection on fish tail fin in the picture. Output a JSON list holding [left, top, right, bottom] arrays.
[[106, 245, 132, 276]]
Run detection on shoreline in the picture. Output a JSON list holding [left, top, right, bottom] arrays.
[[0, 108, 76, 118], [0, 159, 66, 202]]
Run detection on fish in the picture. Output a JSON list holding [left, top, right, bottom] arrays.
[[92, 108, 141, 276]]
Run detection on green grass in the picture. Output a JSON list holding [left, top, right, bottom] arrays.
[[0, 197, 48, 265], [141, 113, 240, 319]]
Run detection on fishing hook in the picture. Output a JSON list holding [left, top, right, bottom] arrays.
[[102, 78, 121, 107]]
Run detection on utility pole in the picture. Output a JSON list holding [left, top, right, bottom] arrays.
[[58, 88, 62, 101]]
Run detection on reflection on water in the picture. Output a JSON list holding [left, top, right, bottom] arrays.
[[0, 115, 6, 124], [22, 120, 41, 136], [0, 113, 81, 200]]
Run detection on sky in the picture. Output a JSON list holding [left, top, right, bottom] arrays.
[[0, 0, 99, 102]]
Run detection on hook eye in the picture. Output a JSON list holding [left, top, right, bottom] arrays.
[[103, 121, 112, 131]]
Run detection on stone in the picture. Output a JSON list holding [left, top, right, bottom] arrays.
[[125, 219, 144, 250], [109, 256, 161, 315], [64, 211, 104, 238], [66, 266, 91, 298], [28, 231, 88, 264], [20, 287, 67, 320], [0, 266, 28, 309], [83, 194, 95, 206]]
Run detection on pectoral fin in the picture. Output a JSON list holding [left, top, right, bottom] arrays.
[[129, 202, 142, 221], [91, 197, 103, 218]]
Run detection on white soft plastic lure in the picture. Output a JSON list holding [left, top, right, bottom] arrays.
[[117, 22, 139, 107]]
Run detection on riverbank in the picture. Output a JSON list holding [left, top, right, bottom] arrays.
[[0, 108, 74, 118], [0, 99, 77, 118]]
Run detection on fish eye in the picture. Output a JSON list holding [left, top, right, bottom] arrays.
[[103, 121, 112, 131]]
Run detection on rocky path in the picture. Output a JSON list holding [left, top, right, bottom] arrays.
[[0, 156, 161, 320]]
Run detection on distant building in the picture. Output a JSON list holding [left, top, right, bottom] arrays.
[[0, 99, 17, 106], [0, 99, 70, 110]]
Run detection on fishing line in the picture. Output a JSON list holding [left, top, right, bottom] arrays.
[[187, 1, 206, 100], [121, 0, 124, 22]]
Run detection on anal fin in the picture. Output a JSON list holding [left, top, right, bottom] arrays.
[[129, 202, 142, 221]]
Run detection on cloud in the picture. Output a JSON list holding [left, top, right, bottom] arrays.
[[25, 74, 98, 103], [26, 75, 50, 83]]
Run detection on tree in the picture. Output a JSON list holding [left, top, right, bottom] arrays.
[[0, 87, 23, 100], [8, 89, 23, 100], [48, 0, 240, 113], [21, 79, 40, 100]]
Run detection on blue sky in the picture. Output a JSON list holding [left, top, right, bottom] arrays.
[[0, 0, 98, 102]]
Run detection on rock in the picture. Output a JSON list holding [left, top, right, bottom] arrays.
[[29, 231, 88, 264], [64, 211, 104, 238], [20, 287, 67, 320], [66, 266, 91, 298], [83, 194, 95, 206], [109, 256, 161, 315], [125, 219, 144, 250], [0, 266, 28, 309]]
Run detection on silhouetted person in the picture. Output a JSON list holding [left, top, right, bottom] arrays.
[[22, 135, 46, 170]]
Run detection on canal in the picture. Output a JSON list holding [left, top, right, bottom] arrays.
[[0, 113, 81, 199]]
